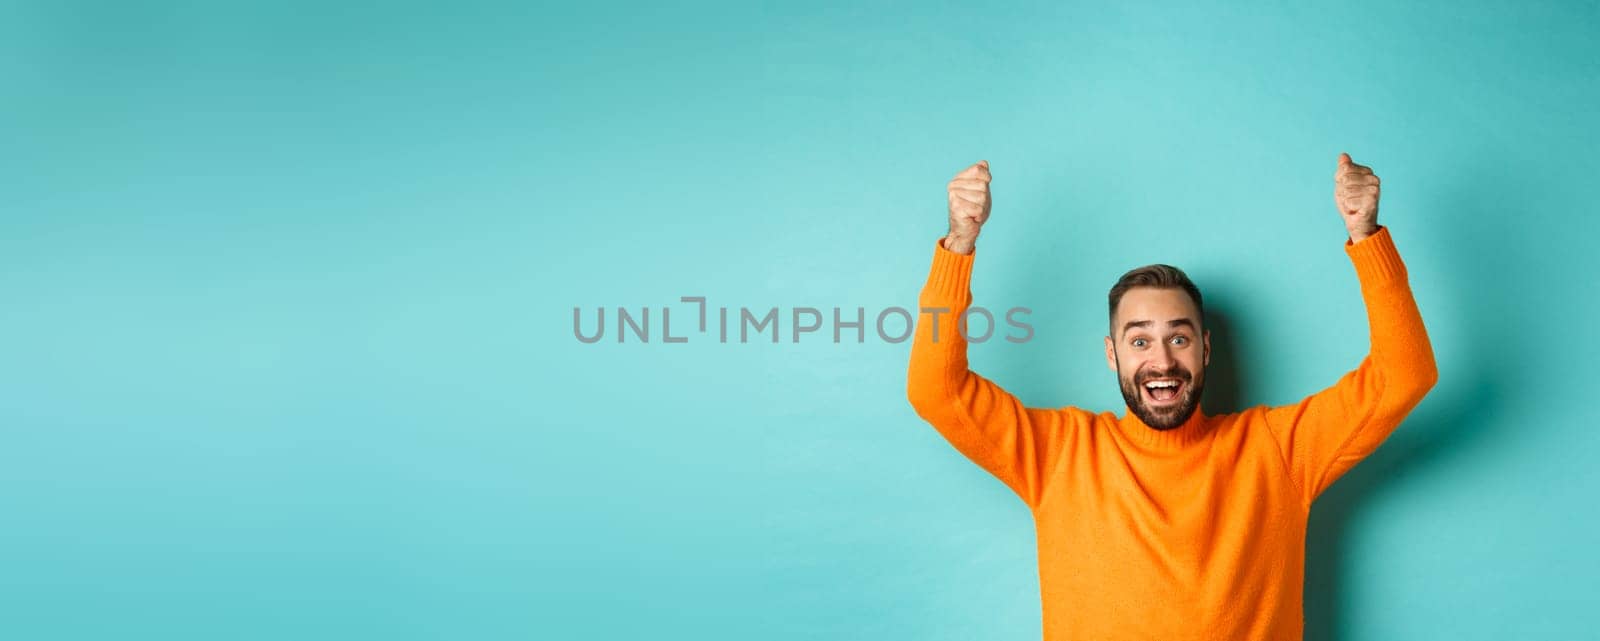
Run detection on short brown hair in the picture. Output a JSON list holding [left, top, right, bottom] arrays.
[[1107, 264, 1204, 334]]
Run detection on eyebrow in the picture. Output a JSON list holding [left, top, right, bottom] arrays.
[[1121, 318, 1197, 337]]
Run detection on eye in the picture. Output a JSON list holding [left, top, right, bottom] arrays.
[[1132, 338, 1147, 348], [1172, 336, 1188, 345]]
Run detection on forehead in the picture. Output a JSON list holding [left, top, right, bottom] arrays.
[[1114, 287, 1200, 331]]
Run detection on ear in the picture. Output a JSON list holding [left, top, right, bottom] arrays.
[[1105, 335, 1117, 372], [1202, 329, 1212, 367]]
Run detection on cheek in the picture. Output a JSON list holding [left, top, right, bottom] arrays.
[[1117, 362, 1139, 382]]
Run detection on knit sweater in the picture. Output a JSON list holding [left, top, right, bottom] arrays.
[[905, 225, 1438, 640]]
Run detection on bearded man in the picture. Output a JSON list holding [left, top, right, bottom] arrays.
[[906, 153, 1438, 640]]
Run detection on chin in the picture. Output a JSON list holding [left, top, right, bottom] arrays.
[[1142, 408, 1196, 430], [1123, 383, 1204, 430]]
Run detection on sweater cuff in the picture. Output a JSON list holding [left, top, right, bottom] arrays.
[[924, 237, 975, 302], [1344, 225, 1408, 283]]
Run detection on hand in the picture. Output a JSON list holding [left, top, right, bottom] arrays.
[[943, 160, 992, 254], [1334, 152, 1381, 242]]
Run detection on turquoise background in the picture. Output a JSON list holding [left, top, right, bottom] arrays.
[[4, 1, 1597, 639]]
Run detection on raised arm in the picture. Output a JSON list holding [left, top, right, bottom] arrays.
[[1265, 153, 1440, 508], [906, 160, 1066, 509]]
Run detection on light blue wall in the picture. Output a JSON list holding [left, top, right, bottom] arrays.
[[4, 1, 1596, 639]]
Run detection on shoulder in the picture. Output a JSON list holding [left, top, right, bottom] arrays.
[[1024, 405, 1103, 433], [1211, 405, 1271, 425], [1203, 406, 1277, 440]]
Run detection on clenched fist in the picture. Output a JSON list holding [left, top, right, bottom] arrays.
[[943, 160, 991, 255], [1334, 152, 1381, 242]]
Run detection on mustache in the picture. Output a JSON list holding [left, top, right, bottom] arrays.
[[1135, 367, 1191, 384]]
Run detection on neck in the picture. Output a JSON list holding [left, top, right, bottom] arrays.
[[1117, 404, 1211, 451]]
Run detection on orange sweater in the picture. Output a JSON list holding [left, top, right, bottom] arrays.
[[906, 225, 1438, 640]]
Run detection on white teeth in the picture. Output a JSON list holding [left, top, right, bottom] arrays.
[[1144, 380, 1179, 389]]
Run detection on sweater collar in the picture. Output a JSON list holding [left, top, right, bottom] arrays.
[[1116, 404, 1213, 451]]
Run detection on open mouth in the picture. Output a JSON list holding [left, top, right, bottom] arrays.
[[1142, 379, 1185, 404]]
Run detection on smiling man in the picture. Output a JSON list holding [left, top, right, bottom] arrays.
[[1106, 267, 1210, 430], [906, 154, 1438, 640]]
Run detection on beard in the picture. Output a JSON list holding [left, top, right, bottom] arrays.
[[1117, 361, 1205, 430]]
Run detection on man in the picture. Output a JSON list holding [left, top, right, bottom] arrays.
[[906, 154, 1438, 640]]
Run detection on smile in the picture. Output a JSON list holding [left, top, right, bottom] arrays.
[[1142, 379, 1185, 404]]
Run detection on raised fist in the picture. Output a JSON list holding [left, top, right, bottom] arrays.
[[1334, 152, 1381, 241], [944, 160, 991, 254]]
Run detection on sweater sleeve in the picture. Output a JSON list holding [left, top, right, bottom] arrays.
[[906, 238, 1067, 509], [1264, 225, 1440, 508]]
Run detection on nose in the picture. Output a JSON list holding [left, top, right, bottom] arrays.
[[1150, 342, 1177, 370]]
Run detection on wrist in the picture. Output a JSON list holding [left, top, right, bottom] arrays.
[[1347, 222, 1380, 243], [941, 232, 977, 255]]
